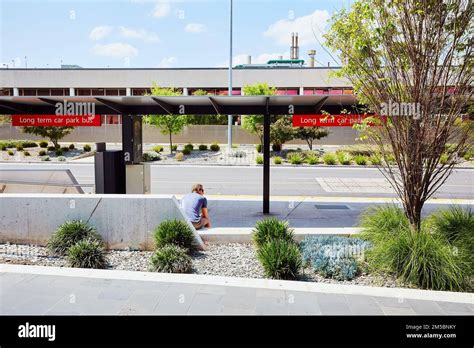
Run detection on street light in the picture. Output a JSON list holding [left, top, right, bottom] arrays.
[[227, 0, 233, 150]]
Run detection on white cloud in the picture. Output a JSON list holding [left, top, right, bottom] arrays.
[[184, 23, 207, 33], [157, 56, 177, 68], [91, 43, 138, 58], [89, 26, 114, 41], [119, 26, 160, 43], [152, 0, 171, 18], [217, 52, 289, 67], [263, 10, 330, 46]]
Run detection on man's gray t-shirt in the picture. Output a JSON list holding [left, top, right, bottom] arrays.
[[182, 192, 207, 223]]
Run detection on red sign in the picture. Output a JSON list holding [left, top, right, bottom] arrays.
[[12, 115, 102, 127], [292, 114, 386, 127]]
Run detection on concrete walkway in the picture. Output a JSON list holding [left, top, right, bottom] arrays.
[[1, 265, 472, 315]]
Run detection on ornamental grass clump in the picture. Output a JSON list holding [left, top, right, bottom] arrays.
[[337, 152, 351, 165], [252, 218, 295, 248], [153, 219, 196, 252], [300, 236, 371, 281], [257, 239, 302, 280], [47, 220, 101, 256], [67, 239, 108, 269], [150, 245, 192, 273], [323, 153, 337, 165], [287, 152, 303, 165]]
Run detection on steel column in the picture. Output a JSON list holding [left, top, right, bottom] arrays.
[[263, 112, 271, 214]]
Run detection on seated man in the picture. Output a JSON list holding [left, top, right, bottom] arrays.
[[181, 183, 211, 230]]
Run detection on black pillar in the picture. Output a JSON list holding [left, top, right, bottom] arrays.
[[263, 112, 271, 214], [122, 115, 143, 164]]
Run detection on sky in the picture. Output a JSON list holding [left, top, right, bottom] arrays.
[[0, 0, 353, 69]]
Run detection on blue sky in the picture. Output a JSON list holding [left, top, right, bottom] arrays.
[[0, 0, 352, 68]]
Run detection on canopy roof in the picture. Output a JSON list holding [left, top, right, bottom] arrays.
[[0, 95, 360, 115]]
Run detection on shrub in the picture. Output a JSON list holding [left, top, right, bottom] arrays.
[[39, 150, 46, 156], [444, 143, 457, 154], [23, 151, 31, 156], [21, 140, 38, 148], [16, 144, 23, 151], [153, 145, 164, 152], [39, 140, 48, 148], [55, 149, 64, 156], [257, 239, 302, 280], [7, 150, 14, 156], [439, 153, 449, 165], [370, 154, 382, 165], [256, 144, 262, 153], [83, 144, 92, 152], [252, 218, 295, 248], [323, 153, 336, 165], [210, 142, 220, 151], [359, 205, 410, 244], [1, 145, 6, 151], [61, 146, 69, 152], [338, 144, 376, 157], [305, 153, 319, 165], [464, 153, 471, 161], [47, 220, 101, 256], [337, 152, 351, 165], [354, 155, 368, 165], [175, 152, 184, 161], [300, 236, 371, 281], [287, 152, 303, 165], [47, 146, 56, 151], [41, 156, 50, 161], [182, 148, 191, 155], [256, 155, 264, 164], [171, 144, 178, 151], [184, 144, 194, 151], [150, 245, 192, 273], [69, 144, 75, 150], [198, 144, 208, 151], [67, 239, 107, 269], [57, 156, 66, 162], [273, 156, 282, 165], [142, 151, 160, 162], [386, 153, 396, 164], [153, 219, 196, 252], [272, 143, 282, 152]]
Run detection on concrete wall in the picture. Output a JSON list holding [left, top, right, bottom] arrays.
[[0, 194, 201, 250], [0, 124, 360, 146]]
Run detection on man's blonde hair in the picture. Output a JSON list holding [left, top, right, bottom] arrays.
[[191, 183, 204, 193]]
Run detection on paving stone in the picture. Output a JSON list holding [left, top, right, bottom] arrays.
[[256, 288, 286, 299], [10, 294, 66, 315], [197, 284, 228, 296], [345, 294, 384, 315], [188, 293, 224, 314], [286, 291, 321, 315], [407, 300, 447, 315], [98, 285, 134, 301], [436, 301, 473, 314], [255, 296, 288, 315], [316, 293, 352, 315], [375, 296, 414, 308], [380, 306, 417, 315], [153, 284, 198, 314]]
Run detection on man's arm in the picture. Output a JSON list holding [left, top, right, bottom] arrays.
[[201, 207, 209, 219]]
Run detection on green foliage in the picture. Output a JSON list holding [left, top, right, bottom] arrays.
[[7, 150, 14, 156], [22, 127, 74, 148], [182, 148, 191, 155], [257, 240, 302, 280], [256, 144, 262, 153], [198, 144, 207, 151], [339, 144, 376, 157], [252, 218, 295, 248], [0, 139, 38, 149], [142, 151, 160, 162], [55, 149, 64, 157], [150, 245, 192, 273], [15, 144, 23, 151], [184, 144, 194, 151], [272, 143, 282, 152], [171, 144, 178, 151], [41, 155, 50, 161], [439, 153, 449, 165], [337, 152, 351, 165], [48, 220, 101, 256], [256, 155, 264, 164], [1, 145, 6, 151], [270, 117, 296, 150], [370, 154, 382, 165], [153, 219, 196, 252], [305, 153, 319, 165], [60, 146, 69, 152], [359, 205, 410, 243], [323, 152, 337, 165], [354, 155, 368, 165], [295, 127, 329, 150], [210, 142, 220, 151], [153, 145, 164, 152], [83, 144, 91, 152], [39, 140, 48, 148], [23, 151, 30, 156], [67, 239, 107, 269], [57, 156, 66, 162], [175, 152, 184, 161], [287, 152, 303, 165], [39, 150, 46, 156], [273, 156, 282, 165], [47, 146, 56, 151], [69, 144, 75, 150]]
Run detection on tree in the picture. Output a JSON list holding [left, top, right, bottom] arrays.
[[270, 116, 296, 151], [295, 127, 329, 150], [325, 0, 473, 229], [187, 89, 228, 125], [22, 126, 74, 148], [144, 83, 189, 153], [0, 115, 11, 125]]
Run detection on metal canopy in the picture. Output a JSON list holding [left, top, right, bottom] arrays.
[[0, 95, 360, 115]]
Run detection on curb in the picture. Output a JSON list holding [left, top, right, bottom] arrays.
[[1, 264, 472, 304]]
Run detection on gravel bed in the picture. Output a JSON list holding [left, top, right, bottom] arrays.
[[0, 242, 404, 288]]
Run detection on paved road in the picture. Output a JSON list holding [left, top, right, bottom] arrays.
[[1, 268, 472, 315], [1, 163, 473, 199]]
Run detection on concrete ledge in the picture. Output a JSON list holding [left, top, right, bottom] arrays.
[[1, 264, 472, 304], [200, 227, 362, 243]]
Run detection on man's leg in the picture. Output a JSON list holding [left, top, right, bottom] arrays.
[[201, 217, 210, 228]]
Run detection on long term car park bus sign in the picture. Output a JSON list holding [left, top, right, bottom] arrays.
[[293, 114, 386, 127], [12, 115, 102, 127]]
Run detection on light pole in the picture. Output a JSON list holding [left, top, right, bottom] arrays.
[[227, 0, 233, 150]]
